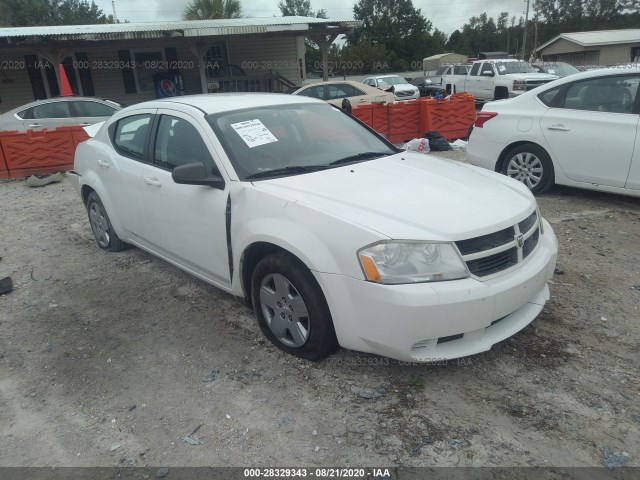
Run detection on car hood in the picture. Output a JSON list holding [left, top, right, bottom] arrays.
[[502, 73, 558, 81], [252, 153, 534, 241]]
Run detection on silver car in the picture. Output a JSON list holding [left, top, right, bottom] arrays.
[[0, 97, 123, 132]]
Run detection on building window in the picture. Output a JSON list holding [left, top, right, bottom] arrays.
[[632, 47, 640, 63], [133, 50, 166, 93]]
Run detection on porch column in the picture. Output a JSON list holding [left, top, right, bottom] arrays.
[[36, 47, 70, 92], [190, 42, 209, 94], [309, 34, 338, 82]]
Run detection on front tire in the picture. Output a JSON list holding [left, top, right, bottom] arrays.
[[251, 252, 339, 361], [502, 144, 554, 195], [86, 192, 127, 252]]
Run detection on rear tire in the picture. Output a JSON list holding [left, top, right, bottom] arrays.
[[251, 252, 339, 361], [86, 192, 127, 252], [502, 144, 554, 195]]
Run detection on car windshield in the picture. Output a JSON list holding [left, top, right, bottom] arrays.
[[376, 76, 407, 86], [206, 103, 398, 181], [495, 61, 538, 75], [540, 63, 580, 76]]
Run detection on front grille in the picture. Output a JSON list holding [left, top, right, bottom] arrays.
[[525, 80, 553, 91], [456, 227, 514, 255], [455, 210, 540, 278], [518, 211, 537, 234], [466, 248, 518, 276], [523, 228, 539, 258]]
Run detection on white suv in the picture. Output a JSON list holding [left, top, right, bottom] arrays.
[[363, 75, 420, 101]]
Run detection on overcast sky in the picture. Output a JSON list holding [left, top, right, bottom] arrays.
[[95, 0, 530, 36]]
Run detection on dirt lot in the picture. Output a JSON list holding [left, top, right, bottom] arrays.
[[1, 150, 639, 470]]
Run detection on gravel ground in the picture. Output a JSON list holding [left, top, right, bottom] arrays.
[[1, 150, 639, 470]]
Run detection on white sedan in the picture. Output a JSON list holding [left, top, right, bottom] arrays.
[[71, 93, 557, 362], [468, 67, 640, 196], [362, 75, 420, 101]]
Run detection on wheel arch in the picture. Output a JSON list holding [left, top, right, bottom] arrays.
[[239, 241, 312, 303], [81, 184, 96, 206]]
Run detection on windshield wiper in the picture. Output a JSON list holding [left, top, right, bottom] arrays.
[[329, 151, 392, 166], [246, 165, 331, 180]]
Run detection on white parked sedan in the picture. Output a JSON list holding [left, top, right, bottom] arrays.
[[71, 93, 557, 362], [362, 75, 420, 101], [468, 67, 640, 195]]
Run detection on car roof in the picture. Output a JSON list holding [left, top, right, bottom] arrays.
[[367, 74, 405, 79], [126, 93, 323, 115], [0, 96, 115, 117]]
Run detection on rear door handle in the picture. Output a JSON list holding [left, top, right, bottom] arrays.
[[97, 159, 110, 168], [144, 176, 162, 187], [547, 124, 570, 131], [28, 123, 42, 128]]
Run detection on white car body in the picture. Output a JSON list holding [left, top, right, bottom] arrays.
[[71, 93, 557, 362], [362, 75, 420, 101], [291, 80, 393, 106], [468, 67, 640, 196]]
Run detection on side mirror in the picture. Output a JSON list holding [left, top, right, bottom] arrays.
[[172, 162, 225, 190]]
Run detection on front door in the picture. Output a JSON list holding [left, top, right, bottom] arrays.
[[139, 110, 231, 287]]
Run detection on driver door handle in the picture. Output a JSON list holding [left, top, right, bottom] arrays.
[[547, 124, 570, 131], [144, 176, 162, 187]]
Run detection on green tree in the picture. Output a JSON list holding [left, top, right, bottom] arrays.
[[348, 0, 435, 70], [0, 0, 107, 26], [341, 36, 390, 73], [183, 0, 243, 20], [278, 0, 327, 18]]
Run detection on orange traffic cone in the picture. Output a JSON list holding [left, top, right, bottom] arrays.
[[59, 64, 74, 96]]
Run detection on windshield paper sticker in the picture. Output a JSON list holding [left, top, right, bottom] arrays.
[[230, 119, 278, 148]]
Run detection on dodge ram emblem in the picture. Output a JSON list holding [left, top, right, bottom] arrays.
[[516, 233, 525, 248]]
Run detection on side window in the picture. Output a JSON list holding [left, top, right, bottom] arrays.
[[480, 63, 494, 75], [31, 102, 71, 119], [73, 101, 116, 117], [470, 63, 480, 76], [537, 86, 563, 107], [352, 86, 366, 96], [153, 115, 217, 172], [435, 66, 447, 76], [327, 84, 356, 99], [297, 86, 325, 99], [113, 114, 152, 159], [16, 108, 30, 119], [562, 75, 639, 113], [454, 66, 468, 75]]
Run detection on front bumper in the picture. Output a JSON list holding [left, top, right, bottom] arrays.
[[316, 219, 558, 362]]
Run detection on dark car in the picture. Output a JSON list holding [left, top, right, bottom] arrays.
[[410, 77, 446, 97]]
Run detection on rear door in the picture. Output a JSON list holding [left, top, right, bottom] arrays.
[[540, 73, 639, 188]]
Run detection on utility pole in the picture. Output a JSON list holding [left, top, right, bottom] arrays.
[[112, 1, 118, 23], [522, 0, 530, 60]]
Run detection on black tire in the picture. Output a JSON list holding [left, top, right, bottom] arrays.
[[251, 252, 339, 361], [86, 192, 127, 252], [501, 144, 554, 195], [494, 87, 509, 100]]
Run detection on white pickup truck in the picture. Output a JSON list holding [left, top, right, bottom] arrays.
[[453, 59, 558, 101]]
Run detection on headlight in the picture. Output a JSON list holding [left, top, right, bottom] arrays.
[[513, 80, 526, 91], [357, 241, 469, 284]]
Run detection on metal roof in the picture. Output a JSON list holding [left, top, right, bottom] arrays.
[[537, 29, 640, 52], [0, 16, 360, 40], [423, 53, 466, 60]]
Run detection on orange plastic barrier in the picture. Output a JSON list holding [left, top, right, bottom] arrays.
[[352, 93, 475, 143], [0, 125, 89, 179]]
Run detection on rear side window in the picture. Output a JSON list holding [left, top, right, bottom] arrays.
[[537, 86, 563, 107], [16, 109, 29, 119], [31, 102, 71, 119], [327, 83, 360, 99], [454, 66, 469, 75], [561, 75, 639, 113], [113, 114, 152, 159], [73, 101, 116, 117], [470, 63, 480, 76], [435, 66, 447, 76]]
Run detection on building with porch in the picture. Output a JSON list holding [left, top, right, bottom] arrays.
[[0, 17, 358, 111]]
